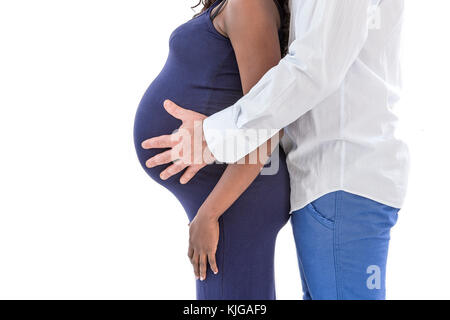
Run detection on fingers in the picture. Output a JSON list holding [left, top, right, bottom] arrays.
[[199, 254, 207, 281], [190, 251, 218, 281], [146, 149, 180, 168], [160, 161, 188, 180], [208, 253, 219, 275], [180, 164, 205, 184], [141, 134, 179, 150], [188, 246, 194, 260], [188, 252, 219, 281], [164, 100, 193, 121], [191, 253, 200, 280]]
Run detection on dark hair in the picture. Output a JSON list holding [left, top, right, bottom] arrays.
[[192, 0, 290, 56]]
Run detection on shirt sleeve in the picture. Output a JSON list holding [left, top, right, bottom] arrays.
[[203, 0, 373, 163]]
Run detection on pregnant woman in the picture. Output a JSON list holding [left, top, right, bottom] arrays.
[[134, 0, 290, 299]]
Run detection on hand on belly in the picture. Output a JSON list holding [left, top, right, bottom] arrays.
[[141, 100, 215, 184]]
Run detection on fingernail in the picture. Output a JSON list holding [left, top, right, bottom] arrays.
[[214, 271, 218, 275], [200, 277, 205, 281]]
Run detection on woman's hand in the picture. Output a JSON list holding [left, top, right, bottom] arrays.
[[188, 212, 220, 281]]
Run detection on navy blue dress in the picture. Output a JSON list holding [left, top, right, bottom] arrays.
[[134, 0, 290, 299]]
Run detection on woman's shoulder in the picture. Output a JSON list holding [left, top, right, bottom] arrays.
[[226, 0, 277, 11], [222, 0, 281, 32], [226, 0, 280, 19]]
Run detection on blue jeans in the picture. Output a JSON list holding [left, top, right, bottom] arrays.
[[291, 191, 399, 300]]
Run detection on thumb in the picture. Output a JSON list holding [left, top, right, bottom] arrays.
[[164, 100, 191, 121]]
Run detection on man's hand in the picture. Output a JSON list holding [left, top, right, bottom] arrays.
[[188, 213, 220, 281], [141, 100, 215, 184]]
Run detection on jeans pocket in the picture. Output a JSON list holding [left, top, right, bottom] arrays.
[[306, 203, 335, 230]]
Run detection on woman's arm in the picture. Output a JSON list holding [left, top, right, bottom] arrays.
[[189, 0, 284, 281]]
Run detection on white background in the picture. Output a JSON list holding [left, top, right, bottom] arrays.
[[0, 0, 449, 300]]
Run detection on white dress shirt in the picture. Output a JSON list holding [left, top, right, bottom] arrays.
[[203, 0, 410, 212]]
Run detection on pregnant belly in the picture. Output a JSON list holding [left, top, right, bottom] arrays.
[[133, 79, 228, 218], [133, 77, 290, 221]]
